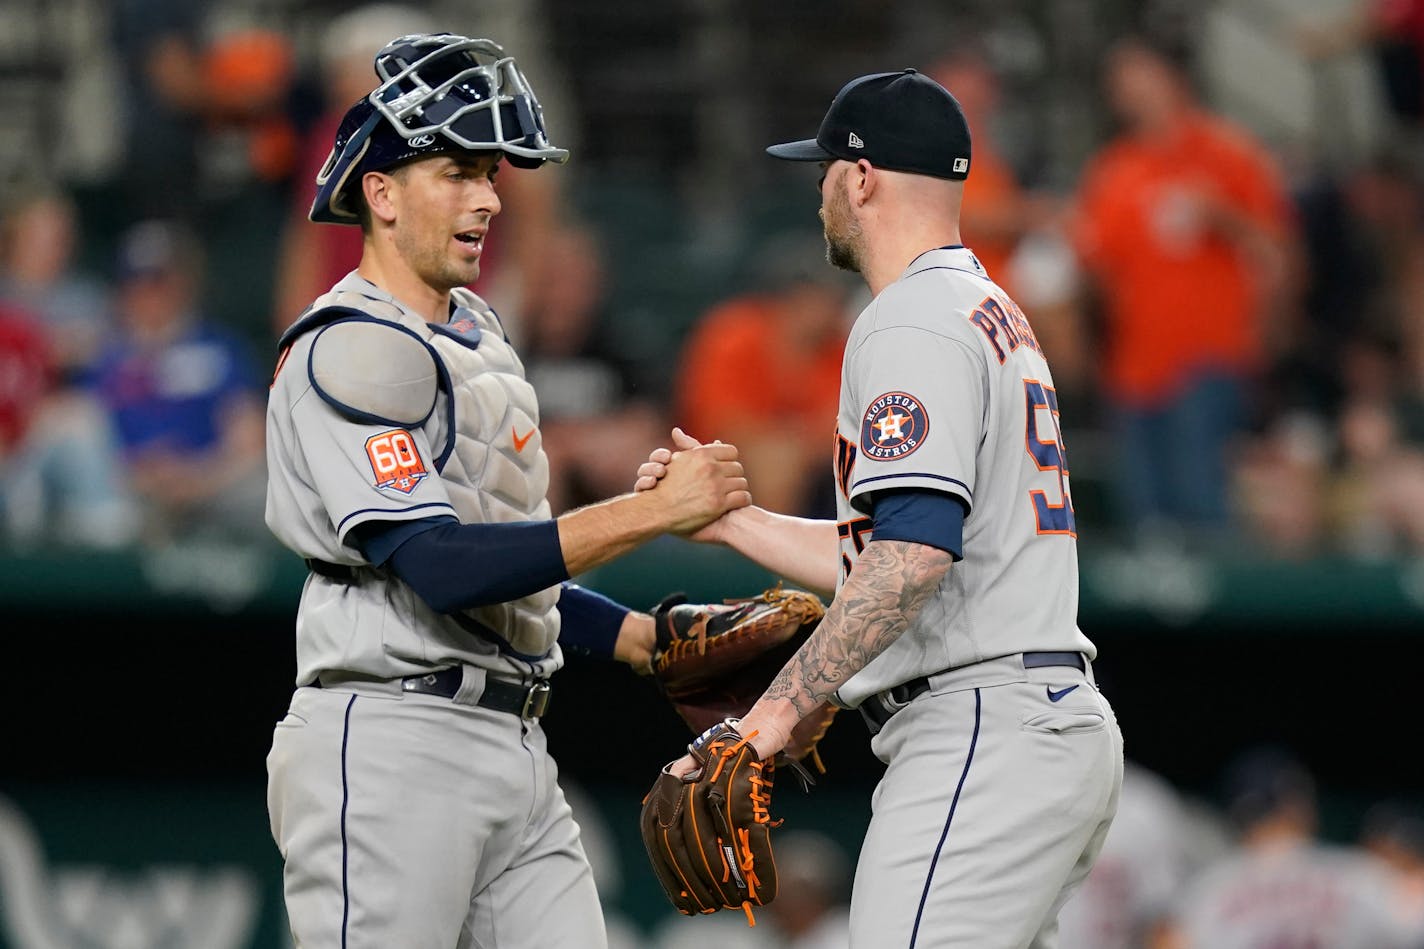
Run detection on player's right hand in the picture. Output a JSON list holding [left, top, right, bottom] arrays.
[[641, 428, 750, 536], [634, 427, 708, 491]]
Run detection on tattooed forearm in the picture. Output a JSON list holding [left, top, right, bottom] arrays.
[[762, 539, 953, 719]]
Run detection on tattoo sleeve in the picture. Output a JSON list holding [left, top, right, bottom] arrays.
[[762, 539, 954, 719]]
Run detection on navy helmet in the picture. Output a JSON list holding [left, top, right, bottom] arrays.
[[310, 33, 568, 225]]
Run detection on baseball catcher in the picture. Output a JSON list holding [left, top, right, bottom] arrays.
[[640, 586, 835, 923]]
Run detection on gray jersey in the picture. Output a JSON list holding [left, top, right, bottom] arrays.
[[265, 272, 561, 687], [832, 246, 1095, 707], [1174, 842, 1408, 949]]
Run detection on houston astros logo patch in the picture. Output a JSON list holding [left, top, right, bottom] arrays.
[[860, 391, 929, 460], [366, 429, 429, 494]]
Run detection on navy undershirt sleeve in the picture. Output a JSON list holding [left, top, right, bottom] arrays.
[[351, 516, 571, 613], [869, 488, 967, 560], [355, 514, 457, 566], [556, 583, 630, 661]]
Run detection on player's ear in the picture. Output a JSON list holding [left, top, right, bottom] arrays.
[[854, 159, 876, 206], [362, 171, 400, 226]]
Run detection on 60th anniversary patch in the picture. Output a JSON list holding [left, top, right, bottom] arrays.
[[860, 391, 930, 459]]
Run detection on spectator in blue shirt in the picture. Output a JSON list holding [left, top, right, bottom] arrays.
[[92, 220, 266, 541]]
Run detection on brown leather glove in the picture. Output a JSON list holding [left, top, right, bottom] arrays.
[[651, 586, 838, 770], [639, 720, 779, 925]]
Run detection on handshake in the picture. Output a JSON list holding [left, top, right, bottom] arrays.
[[632, 426, 750, 538]]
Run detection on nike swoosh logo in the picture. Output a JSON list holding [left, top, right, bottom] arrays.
[[1047, 685, 1079, 703], [512, 427, 535, 452]]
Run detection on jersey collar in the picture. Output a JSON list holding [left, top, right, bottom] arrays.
[[333, 271, 426, 321], [333, 272, 468, 324], [901, 245, 988, 281]]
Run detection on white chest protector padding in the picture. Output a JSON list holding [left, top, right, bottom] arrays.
[[309, 320, 439, 426], [307, 285, 560, 659]]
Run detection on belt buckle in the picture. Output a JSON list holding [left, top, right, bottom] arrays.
[[521, 680, 551, 719], [860, 690, 905, 736], [880, 687, 912, 716]]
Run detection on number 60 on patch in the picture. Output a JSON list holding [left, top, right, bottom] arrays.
[[366, 428, 429, 495]]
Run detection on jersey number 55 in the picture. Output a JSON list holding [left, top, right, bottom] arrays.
[[1024, 379, 1075, 537]]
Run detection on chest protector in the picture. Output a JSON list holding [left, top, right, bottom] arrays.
[[296, 285, 560, 659]]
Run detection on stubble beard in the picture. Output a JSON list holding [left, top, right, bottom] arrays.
[[822, 189, 862, 274], [825, 228, 861, 273], [396, 225, 480, 291]]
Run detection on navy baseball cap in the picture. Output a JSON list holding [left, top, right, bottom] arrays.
[[767, 69, 971, 180]]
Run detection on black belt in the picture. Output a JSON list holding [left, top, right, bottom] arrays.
[[318, 667, 552, 719], [861, 651, 1087, 733], [306, 558, 358, 582], [402, 668, 552, 719]]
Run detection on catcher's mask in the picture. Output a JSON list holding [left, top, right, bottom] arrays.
[[310, 33, 569, 225]]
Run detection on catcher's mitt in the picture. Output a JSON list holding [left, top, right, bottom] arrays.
[[640, 719, 779, 925], [652, 585, 838, 770]]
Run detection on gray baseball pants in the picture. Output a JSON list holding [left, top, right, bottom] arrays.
[[850, 654, 1124, 949], [267, 681, 605, 948]]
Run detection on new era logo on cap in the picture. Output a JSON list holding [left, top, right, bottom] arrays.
[[849, 132, 864, 149]]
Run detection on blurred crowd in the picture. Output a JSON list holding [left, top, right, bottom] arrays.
[[5, 0, 1424, 559], [599, 750, 1424, 949], [2, 4, 1422, 948]]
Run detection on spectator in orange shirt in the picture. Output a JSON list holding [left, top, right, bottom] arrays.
[[1073, 36, 1294, 538], [678, 232, 855, 517]]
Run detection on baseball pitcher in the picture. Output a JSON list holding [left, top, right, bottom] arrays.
[[638, 69, 1124, 948]]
